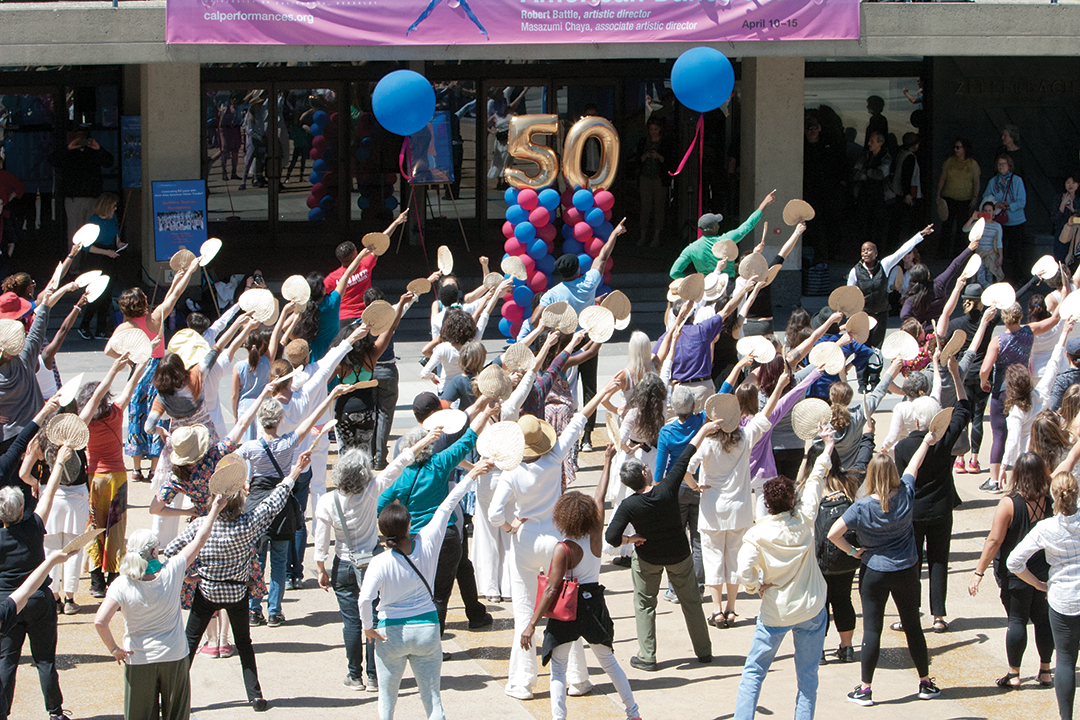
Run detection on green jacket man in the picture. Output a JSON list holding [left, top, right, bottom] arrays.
[[669, 190, 777, 279]]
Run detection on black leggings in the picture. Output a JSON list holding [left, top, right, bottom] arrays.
[[186, 588, 262, 701], [913, 516, 952, 618], [1001, 582, 1053, 669], [825, 571, 857, 635], [989, 396, 1008, 466], [858, 564, 929, 685], [1050, 607, 1080, 720]]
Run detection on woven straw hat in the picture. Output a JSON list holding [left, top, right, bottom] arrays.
[[362, 232, 390, 256], [809, 341, 846, 375], [477, 421, 526, 471], [171, 425, 211, 466], [0, 319, 26, 357], [928, 407, 954, 438], [518, 414, 557, 459], [739, 253, 768, 281], [711, 239, 738, 262], [483, 272, 504, 290], [238, 288, 277, 324], [782, 199, 816, 226], [762, 263, 783, 288], [962, 253, 982, 279], [939, 329, 967, 363], [605, 411, 621, 445], [170, 248, 197, 273], [580, 305, 615, 344], [74, 270, 102, 288], [600, 290, 631, 321], [501, 342, 535, 374], [704, 393, 741, 433], [666, 279, 683, 303], [829, 286, 865, 316], [282, 275, 311, 304], [54, 372, 85, 407], [844, 311, 871, 344], [85, 275, 110, 304], [792, 398, 832, 441], [46, 413, 89, 450], [501, 255, 527, 282], [968, 217, 986, 243], [677, 273, 705, 303], [881, 331, 921, 361], [167, 329, 210, 369], [72, 223, 100, 249], [199, 238, 222, 267], [62, 527, 105, 555], [477, 364, 513, 401], [1032, 255, 1059, 280], [407, 277, 432, 296], [437, 245, 454, 275], [736, 335, 776, 364], [208, 460, 248, 497], [361, 300, 395, 336], [423, 408, 468, 434], [110, 327, 153, 365], [981, 282, 1016, 310]]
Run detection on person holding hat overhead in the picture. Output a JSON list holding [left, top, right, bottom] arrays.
[[490, 378, 621, 700], [670, 190, 776, 280]]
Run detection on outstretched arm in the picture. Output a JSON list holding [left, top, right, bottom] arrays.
[[152, 257, 201, 329], [335, 247, 372, 298], [79, 354, 130, 424], [591, 218, 626, 273]]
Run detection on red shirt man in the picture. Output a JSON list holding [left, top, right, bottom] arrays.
[[324, 211, 408, 327]]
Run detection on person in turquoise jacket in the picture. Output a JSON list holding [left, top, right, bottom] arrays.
[[670, 190, 776, 279]]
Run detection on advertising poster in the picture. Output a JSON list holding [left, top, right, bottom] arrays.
[[120, 116, 142, 190], [409, 111, 456, 185], [167, 0, 859, 45], [151, 180, 207, 262]]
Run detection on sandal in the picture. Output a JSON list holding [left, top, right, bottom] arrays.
[[723, 610, 739, 628], [707, 611, 726, 628], [932, 618, 949, 634], [995, 672, 1020, 689], [889, 621, 904, 632], [1038, 671, 1054, 687]]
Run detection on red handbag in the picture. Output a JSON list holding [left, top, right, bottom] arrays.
[[536, 541, 579, 621]]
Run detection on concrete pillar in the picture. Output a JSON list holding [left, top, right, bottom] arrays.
[[139, 63, 201, 281], [739, 57, 805, 312]]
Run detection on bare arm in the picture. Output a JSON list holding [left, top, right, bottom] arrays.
[[760, 371, 791, 419], [227, 383, 274, 446], [969, 498, 1013, 596], [267, 302, 298, 362], [591, 218, 626, 273], [936, 273, 967, 340], [787, 311, 843, 366], [79, 354, 129, 424], [34, 445, 69, 524], [152, 257, 200, 330], [774, 222, 806, 264], [42, 295, 88, 367], [179, 495, 227, 568]]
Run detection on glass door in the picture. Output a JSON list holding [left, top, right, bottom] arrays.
[[205, 87, 272, 224]]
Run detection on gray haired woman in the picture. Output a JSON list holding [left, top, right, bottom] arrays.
[[94, 496, 225, 720], [313, 429, 441, 691]]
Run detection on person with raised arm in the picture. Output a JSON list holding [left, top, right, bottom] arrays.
[[670, 190, 776, 279]]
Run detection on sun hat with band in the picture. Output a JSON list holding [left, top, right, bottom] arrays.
[[518, 414, 557, 460], [170, 425, 211, 466], [0, 292, 32, 323]]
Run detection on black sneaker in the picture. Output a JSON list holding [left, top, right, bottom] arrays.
[[837, 645, 855, 663], [979, 479, 1001, 493], [847, 685, 873, 706], [629, 656, 657, 672], [918, 678, 941, 699], [267, 613, 285, 628], [251, 698, 268, 712], [249, 610, 267, 627], [819, 651, 828, 666], [468, 612, 494, 629], [611, 556, 632, 568], [78, 329, 93, 341]]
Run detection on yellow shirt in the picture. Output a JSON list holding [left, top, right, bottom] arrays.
[[941, 155, 979, 201]]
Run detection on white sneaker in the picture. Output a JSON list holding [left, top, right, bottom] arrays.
[[505, 685, 534, 700], [568, 681, 594, 697]]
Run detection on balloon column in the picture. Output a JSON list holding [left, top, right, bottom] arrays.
[[558, 187, 616, 294], [305, 109, 340, 221], [497, 186, 559, 340]]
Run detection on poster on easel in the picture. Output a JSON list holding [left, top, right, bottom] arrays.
[[407, 111, 455, 185], [151, 180, 207, 262]]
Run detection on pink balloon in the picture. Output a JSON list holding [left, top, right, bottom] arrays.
[[564, 208, 584, 225], [561, 189, 575, 209], [594, 190, 615, 211], [311, 183, 328, 199], [517, 189, 538, 211], [604, 209, 612, 221], [603, 270, 612, 284], [587, 237, 605, 257], [521, 255, 536, 275], [528, 270, 547, 293], [502, 291, 514, 304], [510, 318, 523, 337], [573, 222, 593, 242], [528, 207, 549, 227], [502, 220, 515, 239], [309, 148, 322, 161], [313, 136, 330, 152], [502, 301, 524, 322], [538, 223, 557, 242], [604, 256, 614, 272], [305, 195, 319, 209], [505, 238, 526, 256]]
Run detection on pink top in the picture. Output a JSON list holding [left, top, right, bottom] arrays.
[[131, 314, 165, 358]]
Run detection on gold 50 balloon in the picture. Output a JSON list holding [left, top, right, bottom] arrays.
[[504, 114, 620, 192]]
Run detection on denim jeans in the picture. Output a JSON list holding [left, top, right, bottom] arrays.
[[374, 622, 443, 720], [734, 605, 828, 720], [332, 555, 377, 682], [288, 469, 312, 582], [250, 537, 290, 617]]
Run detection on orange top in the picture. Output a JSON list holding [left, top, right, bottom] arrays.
[[87, 405, 127, 475]]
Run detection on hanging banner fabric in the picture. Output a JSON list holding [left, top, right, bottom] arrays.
[[167, 0, 860, 45]]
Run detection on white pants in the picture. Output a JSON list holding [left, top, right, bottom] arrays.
[[507, 522, 587, 694], [472, 514, 511, 599], [308, 445, 329, 542], [550, 642, 638, 720], [701, 527, 748, 586], [43, 533, 84, 596]]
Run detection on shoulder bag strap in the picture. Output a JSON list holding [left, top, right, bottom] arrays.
[[332, 492, 358, 557], [394, 548, 435, 602], [260, 438, 285, 480]]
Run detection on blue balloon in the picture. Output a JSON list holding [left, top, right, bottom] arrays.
[[355, 147, 371, 161], [361, 136, 374, 146], [506, 205, 529, 225], [356, 196, 370, 209], [527, 239, 547, 260], [585, 207, 605, 228], [537, 254, 556, 275], [312, 159, 327, 173], [512, 276, 527, 288], [504, 187, 520, 206], [498, 318, 513, 338], [514, 222, 536, 242], [512, 285, 534, 307], [310, 124, 323, 138], [308, 208, 325, 221], [562, 238, 585, 256], [322, 147, 337, 164], [309, 171, 322, 184], [538, 188, 561, 211], [597, 221, 614, 239], [597, 284, 611, 298], [572, 189, 595, 212], [561, 224, 575, 241], [385, 196, 399, 210], [372, 70, 436, 136], [671, 46, 735, 113], [312, 110, 330, 127], [577, 253, 592, 272], [319, 194, 334, 210]]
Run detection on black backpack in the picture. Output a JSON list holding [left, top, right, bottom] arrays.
[[814, 491, 862, 575]]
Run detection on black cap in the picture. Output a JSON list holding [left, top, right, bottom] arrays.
[[412, 392, 448, 422], [555, 254, 580, 280]]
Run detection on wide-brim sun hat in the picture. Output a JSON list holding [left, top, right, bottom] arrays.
[[0, 292, 32, 322], [518, 414, 557, 460], [702, 272, 727, 302], [0, 319, 26, 357], [170, 425, 211, 466], [477, 421, 526, 471], [167, 329, 211, 369]]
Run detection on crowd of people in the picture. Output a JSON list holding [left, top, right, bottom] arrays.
[[3, 167, 1080, 720]]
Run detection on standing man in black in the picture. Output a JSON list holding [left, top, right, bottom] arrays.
[[49, 125, 113, 253], [845, 226, 932, 348]]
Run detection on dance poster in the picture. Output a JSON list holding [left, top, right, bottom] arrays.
[[151, 180, 208, 263], [166, 0, 860, 45]]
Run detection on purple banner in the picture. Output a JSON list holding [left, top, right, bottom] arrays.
[[167, 0, 860, 45]]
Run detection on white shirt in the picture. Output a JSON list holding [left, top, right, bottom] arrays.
[[489, 413, 587, 529], [105, 555, 188, 665], [1003, 342, 1064, 469], [279, 339, 353, 456], [689, 413, 771, 532], [35, 358, 57, 401], [1008, 511, 1080, 616], [200, 305, 242, 437], [430, 298, 484, 340]]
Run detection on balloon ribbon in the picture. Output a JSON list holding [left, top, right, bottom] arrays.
[[669, 114, 705, 236], [398, 138, 414, 181]]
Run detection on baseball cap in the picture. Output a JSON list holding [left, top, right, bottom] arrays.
[[1067, 337, 1080, 358], [698, 213, 723, 231], [412, 392, 449, 422], [554, 254, 580, 280]]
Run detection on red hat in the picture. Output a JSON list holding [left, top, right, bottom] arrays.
[[0, 292, 32, 322]]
